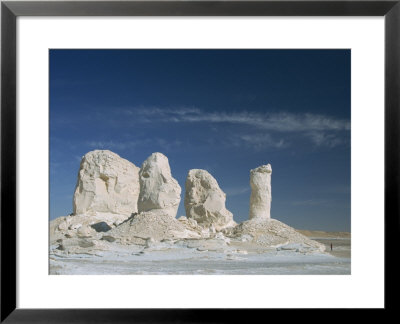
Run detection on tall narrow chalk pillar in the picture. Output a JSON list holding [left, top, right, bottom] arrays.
[[249, 164, 272, 220]]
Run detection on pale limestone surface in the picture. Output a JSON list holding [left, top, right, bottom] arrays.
[[249, 164, 272, 220], [73, 150, 140, 217], [184, 169, 236, 231], [138, 152, 181, 218]]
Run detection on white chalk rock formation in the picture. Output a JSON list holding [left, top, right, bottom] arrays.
[[184, 169, 236, 231], [73, 150, 140, 216], [249, 164, 272, 220], [138, 152, 181, 218]]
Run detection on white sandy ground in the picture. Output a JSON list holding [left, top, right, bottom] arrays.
[[49, 236, 351, 275], [49, 214, 350, 275]]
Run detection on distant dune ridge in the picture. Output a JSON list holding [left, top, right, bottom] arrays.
[[50, 149, 339, 271], [297, 229, 351, 239]]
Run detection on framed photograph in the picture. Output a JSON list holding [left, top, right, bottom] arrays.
[[1, 0, 398, 321]]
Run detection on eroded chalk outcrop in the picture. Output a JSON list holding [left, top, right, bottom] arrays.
[[184, 169, 236, 231], [138, 152, 181, 218], [249, 164, 272, 220], [73, 150, 140, 217], [52, 155, 327, 258]]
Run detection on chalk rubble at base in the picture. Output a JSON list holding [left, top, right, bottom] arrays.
[[50, 151, 328, 270]]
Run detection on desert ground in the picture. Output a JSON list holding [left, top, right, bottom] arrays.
[[49, 229, 350, 275]]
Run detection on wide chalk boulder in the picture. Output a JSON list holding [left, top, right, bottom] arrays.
[[138, 152, 181, 218], [73, 150, 140, 216], [184, 169, 236, 231]]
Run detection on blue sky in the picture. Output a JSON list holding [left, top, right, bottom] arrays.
[[50, 49, 350, 231]]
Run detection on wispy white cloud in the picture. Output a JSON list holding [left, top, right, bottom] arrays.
[[116, 106, 349, 149], [126, 106, 350, 133], [306, 132, 344, 148], [200, 132, 287, 151], [238, 134, 287, 150]]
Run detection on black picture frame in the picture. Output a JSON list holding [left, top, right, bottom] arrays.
[[1, 0, 398, 321]]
